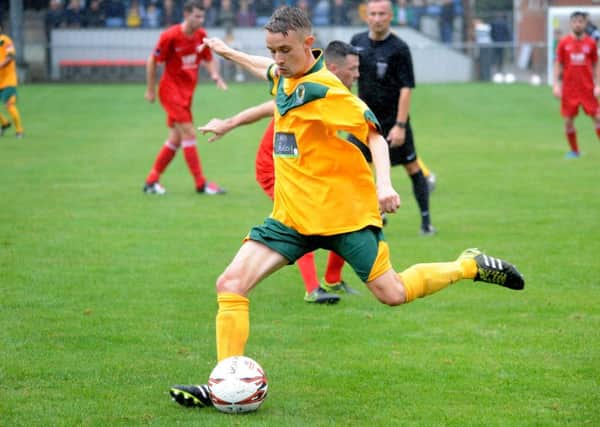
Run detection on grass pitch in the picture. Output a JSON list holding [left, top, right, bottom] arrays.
[[1, 82, 599, 426]]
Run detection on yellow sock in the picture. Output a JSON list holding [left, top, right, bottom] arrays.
[[417, 158, 431, 178], [7, 104, 23, 133], [399, 261, 470, 303], [0, 112, 9, 126], [216, 292, 249, 362]]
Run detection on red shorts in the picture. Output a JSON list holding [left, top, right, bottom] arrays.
[[255, 119, 275, 199], [561, 93, 600, 118], [159, 84, 192, 127]]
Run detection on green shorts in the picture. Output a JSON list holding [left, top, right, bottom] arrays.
[[248, 218, 391, 282], [0, 87, 17, 104]]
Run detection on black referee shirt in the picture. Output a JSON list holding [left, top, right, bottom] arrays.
[[350, 31, 415, 133]]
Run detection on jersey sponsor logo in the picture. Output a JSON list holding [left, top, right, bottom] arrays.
[[570, 52, 586, 65], [274, 132, 299, 158], [181, 53, 197, 70]]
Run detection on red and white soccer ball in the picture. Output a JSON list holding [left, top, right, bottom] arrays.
[[208, 356, 268, 413]]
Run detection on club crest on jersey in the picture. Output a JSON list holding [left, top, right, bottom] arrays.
[[376, 61, 388, 79], [295, 85, 306, 105], [196, 44, 206, 53]]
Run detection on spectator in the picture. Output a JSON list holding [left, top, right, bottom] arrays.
[[45, 0, 64, 77], [490, 12, 511, 73], [202, 0, 218, 27], [83, 0, 106, 28], [312, 0, 330, 26], [143, 0, 163, 28], [104, 0, 126, 27], [162, 0, 182, 27], [45, 0, 65, 37], [255, 0, 272, 27], [296, 0, 311, 21], [439, 0, 454, 44], [393, 0, 408, 26], [126, 0, 144, 27], [585, 13, 600, 42], [474, 18, 493, 81], [64, 0, 84, 28], [217, 0, 235, 30], [236, 0, 256, 27], [410, 0, 426, 31], [331, 0, 349, 26]]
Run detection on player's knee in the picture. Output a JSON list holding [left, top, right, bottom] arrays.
[[377, 291, 406, 306], [216, 270, 243, 294]]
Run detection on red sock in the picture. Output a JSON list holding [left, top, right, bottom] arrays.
[[146, 141, 177, 184], [566, 128, 579, 153], [324, 251, 345, 284], [296, 252, 319, 293], [595, 126, 600, 140], [182, 139, 206, 189]]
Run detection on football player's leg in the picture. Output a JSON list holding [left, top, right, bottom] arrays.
[[404, 160, 433, 234], [216, 240, 289, 361], [145, 128, 179, 186], [417, 157, 431, 178], [295, 251, 319, 294], [583, 97, 600, 140], [561, 99, 579, 156], [176, 121, 207, 191], [5, 95, 22, 134]]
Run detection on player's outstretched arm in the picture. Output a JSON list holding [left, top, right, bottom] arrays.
[[203, 37, 274, 80], [368, 128, 401, 214], [199, 100, 275, 142]]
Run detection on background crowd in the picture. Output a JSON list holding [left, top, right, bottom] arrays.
[[40, 0, 464, 32]]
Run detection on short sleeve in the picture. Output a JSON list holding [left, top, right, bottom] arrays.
[[154, 31, 171, 63]]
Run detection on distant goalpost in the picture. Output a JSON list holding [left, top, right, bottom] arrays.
[[547, 6, 600, 84]]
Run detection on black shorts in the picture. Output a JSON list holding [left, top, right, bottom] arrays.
[[348, 120, 417, 166]]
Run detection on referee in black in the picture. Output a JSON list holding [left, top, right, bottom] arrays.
[[350, 0, 434, 235]]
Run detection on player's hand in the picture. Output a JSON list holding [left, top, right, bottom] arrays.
[[198, 118, 231, 142], [594, 85, 600, 97], [213, 75, 228, 90], [203, 37, 231, 57], [387, 126, 406, 147], [144, 89, 156, 103], [553, 84, 561, 99], [377, 184, 401, 214]]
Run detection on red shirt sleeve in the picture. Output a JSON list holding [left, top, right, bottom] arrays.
[[154, 29, 172, 63], [590, 39, 598, 65]]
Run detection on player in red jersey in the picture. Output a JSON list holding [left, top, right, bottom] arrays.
[[197, 41, 364, 304], [143, 0, 227, 195], [553, 11, 600, 159]]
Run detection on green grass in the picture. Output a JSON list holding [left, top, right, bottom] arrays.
[[1, 82, 599, 426]]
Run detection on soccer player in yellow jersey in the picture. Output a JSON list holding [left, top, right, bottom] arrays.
[[0, 24, 24, 138], [169, 6, 525, 408]]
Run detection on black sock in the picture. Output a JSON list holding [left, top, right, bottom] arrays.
[[410, 170, 431, 229]]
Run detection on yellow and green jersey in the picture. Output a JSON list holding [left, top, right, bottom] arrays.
[[267, 50, 383, 236], [0, 34, 17, 89]]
